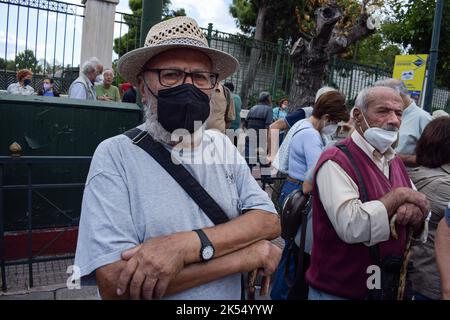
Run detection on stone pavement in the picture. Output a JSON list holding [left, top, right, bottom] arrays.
[[0, 257, 99, 300]]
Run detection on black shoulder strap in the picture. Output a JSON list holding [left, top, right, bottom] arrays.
[[335, 144, 380, 265], [335, 144, 368, 202], [124, 128, 230, 225]]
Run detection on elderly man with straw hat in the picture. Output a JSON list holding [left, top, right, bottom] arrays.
[[74, 16, 281, 300]]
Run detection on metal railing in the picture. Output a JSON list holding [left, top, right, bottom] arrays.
[[0, 156, 91, 291], [1, 0, 449, 111], [0, 0, 141, 93]]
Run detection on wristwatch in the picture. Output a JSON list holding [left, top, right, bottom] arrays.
[[193, 229, 215, 262]]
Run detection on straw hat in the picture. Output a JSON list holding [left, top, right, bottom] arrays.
[[118, 16, 239, 85]]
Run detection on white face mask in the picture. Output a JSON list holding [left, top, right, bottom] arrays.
[[321, 123, 338, 136], [361, 113, 398, 154]]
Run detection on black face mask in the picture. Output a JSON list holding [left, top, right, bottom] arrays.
[[155, 84, 211, 134]]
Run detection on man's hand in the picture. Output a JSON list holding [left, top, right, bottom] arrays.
[[116, 232, 194, 300], [380, 187, 429, 218], [98, 95, 112, 101], [395, 202, 426, 229], [302, 181, 313, 194], [242, 240, 282, 276]]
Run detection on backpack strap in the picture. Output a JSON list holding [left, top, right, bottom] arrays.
[[123, 128, 230, 225]]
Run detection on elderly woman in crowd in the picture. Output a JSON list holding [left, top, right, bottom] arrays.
[[95, 68, 120, 102], [7, 69, 35, 95], [409, 116, 450, 300]]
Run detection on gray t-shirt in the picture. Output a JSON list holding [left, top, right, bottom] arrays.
[[74, 124, 276, 300]]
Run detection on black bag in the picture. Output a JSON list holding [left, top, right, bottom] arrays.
[[366, 255, 414, 300], [335, 144, 414, 300], [280, 188, 311, 297], [281, 189, 310, 241]]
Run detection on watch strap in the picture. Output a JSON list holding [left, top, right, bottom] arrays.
[[193, 229, 212, 247]]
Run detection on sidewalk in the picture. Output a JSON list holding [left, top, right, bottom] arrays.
[[0, 257, 98, 300]]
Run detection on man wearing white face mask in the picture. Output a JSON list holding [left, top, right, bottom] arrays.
[[374, 78, 431, 168], [305, 86, 430, 300]]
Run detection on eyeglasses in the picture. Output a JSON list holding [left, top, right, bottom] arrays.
[[143, 68, 218, 89]]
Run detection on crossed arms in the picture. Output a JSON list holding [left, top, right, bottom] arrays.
[[95, 209, 281, 299]]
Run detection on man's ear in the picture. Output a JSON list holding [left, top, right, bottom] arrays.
[[137, 78, 147, 101], [352, 108, 362, 124]]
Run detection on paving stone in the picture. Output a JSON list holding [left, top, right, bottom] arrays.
[[0, 291, 54, 300], [55, 286, 99, 300]]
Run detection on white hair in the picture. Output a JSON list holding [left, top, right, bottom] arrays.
[[432, 109, 449, 119], [354, 87, 373, 113], [315, 86, 337, 103], [103, 68, 114, 76], [374, 78, 410, 98], [81, 57, 101, 75]]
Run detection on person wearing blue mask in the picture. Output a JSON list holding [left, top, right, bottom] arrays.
[[37, 77, 60, 97], [7, 69, 35, 95]]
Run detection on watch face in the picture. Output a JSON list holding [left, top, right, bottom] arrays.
[[202, 245, 214, 260]]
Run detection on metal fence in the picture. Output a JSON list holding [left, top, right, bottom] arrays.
[[0, 156, 91, 291], [202, 25, 293, 102], [327, 57, 450, 111], [0, 0, 140, 93], [1, 0, 449, 111]]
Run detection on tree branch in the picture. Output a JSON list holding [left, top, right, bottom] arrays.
[[327, 13, 375, 56], [312, 4, 343, 49]]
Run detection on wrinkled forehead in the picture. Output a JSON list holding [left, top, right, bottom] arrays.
[[367, 87, 403, 109], [143, 48, 212, 70]]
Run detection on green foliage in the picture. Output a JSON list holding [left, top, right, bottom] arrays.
[[113, 0, 186, 57], [15, 49, 39, 71], [345, 33, 402, 69], [229, 0, 384, 43], [229, 0, 302, 43], [383, 0, 450, 87]]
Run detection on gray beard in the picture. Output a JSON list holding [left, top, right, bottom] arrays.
[[144, 105, 175, 145], [143, 100, 206, 147]]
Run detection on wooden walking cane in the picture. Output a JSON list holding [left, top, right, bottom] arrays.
[[390, 214, 414, 300], [247, 270, 271, 300]]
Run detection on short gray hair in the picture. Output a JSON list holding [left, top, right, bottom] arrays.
[[374, 78, 410, 98], [103, 68, 114, 76], [354, 87, 373, 113], [81, 57, 101, 75]]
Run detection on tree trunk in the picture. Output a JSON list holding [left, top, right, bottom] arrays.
[[240, 2, 268, 109], [288, 4, 375, 111]]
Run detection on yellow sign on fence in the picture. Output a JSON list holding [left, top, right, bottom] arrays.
[[393, 54, 428, 103]]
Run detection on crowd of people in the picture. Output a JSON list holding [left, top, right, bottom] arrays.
[[4, 15, 449, 300], [5, 58, 137, 103]]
